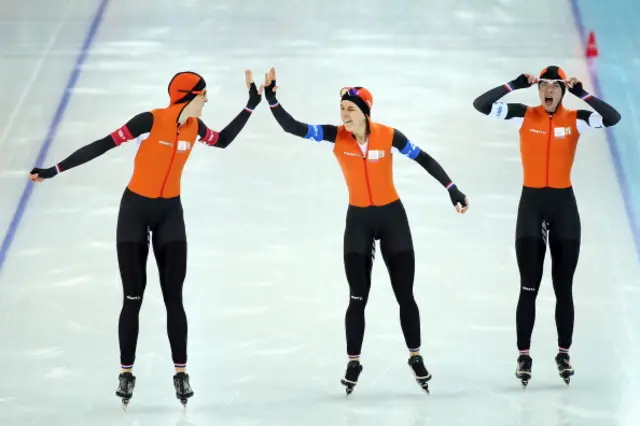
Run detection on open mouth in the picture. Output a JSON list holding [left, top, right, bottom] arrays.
[[544, 96, 553, 104]]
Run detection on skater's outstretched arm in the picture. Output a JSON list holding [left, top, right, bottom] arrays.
[[567, 77, 621, 132], [197, 70, 264, 149], [263, 67, 338, 143], [472, 74, 536, 122], [29, 112, 154, 181], [391, 129, 469, 213]]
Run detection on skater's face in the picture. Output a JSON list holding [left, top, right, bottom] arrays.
[[538, 80, 563, 113], [340, 100, 366, 133], [185, 90, 208, 118]]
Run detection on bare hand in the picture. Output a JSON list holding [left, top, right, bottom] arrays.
[[524, 74, 538, 85]]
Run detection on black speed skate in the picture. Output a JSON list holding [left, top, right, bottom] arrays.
[[555, 353, 575, 385], [173, 372, 194, 406], [115, 372, 136, 410], [340, 360, 363, 396], [408, 355, 432, 394], [515, 355, 532, 388]]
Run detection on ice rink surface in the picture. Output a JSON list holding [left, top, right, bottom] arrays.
[[0, 0, 639, 425]]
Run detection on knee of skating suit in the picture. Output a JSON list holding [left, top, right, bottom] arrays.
[[154, 239, 189, 366], [340, 250, 372, 395], [548, 209, 580, 383], [343, 250, 374, 357], [548, 190, 581, 351], [515, 237, 546, 351], [382, 249, 421, 351], [549, 237, 579, 350], [149, 196, 189, 366], [117, 242, 150, 367], [378, 200, 420, 351]]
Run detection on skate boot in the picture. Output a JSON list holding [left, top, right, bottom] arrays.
[[515, 354, 532, 388], [340, 360, 363, 396], [173, 372, 194, 406], [555, 352, 574, 385], [408, 355, 432, 394], [115, 371, 136, 410]]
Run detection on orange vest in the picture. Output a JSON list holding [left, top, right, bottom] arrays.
[[519, 105, 579, 188], [333, 123, 399, 207], [127, 105, 199, 198]]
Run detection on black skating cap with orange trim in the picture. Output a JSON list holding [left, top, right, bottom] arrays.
[[538, 65, 567, 94], [340, 87, 374, 117], [168, 71, 206, 105]]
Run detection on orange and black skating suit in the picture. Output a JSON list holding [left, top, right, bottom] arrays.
[[473, 75, 621, 353]]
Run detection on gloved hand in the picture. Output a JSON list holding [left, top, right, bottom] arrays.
[[448, 185, 469, 214], [29, 166, 58, 182], [264, 67, 279, 105], [509, 73, 538, 90], [566, 77, 589, 98], [244, 69, 263, 110]]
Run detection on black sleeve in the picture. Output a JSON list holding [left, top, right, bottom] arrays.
[[472, 85, 527, 120], [472, 85, 510, 114], [196, 106, 255, 149], [57, 112, 153, 172], [123, 112, 154, 138], [391, 129, 453, 188], [577, 110, 592, 124], [197, 119, 207, 139], [577, 97, 621, 127], [269, 101, 337, 143]]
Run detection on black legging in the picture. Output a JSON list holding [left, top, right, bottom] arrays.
[[343, 200, 421, 356], [116, 188, 188, 368], [514, 187, 581, 351]]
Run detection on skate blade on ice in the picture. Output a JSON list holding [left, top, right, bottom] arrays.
[[176, 394, 193, 406], [411, 369, 432, 395], [559, 369, 574, 385], [121, 398, 130, 411], [414, 376, 431, 395], [515, 372, 531, 389], [340, 378, 356, 397], [176, 391, 194, 406]]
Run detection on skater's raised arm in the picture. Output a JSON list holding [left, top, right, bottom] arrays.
[[29, 112, 154, 181], [472, 74, 537, 121], [197, 70, 263, 149], [567, 78, 622, 132], [263, 67, 338, 143], [391, 129, 469, 213]]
